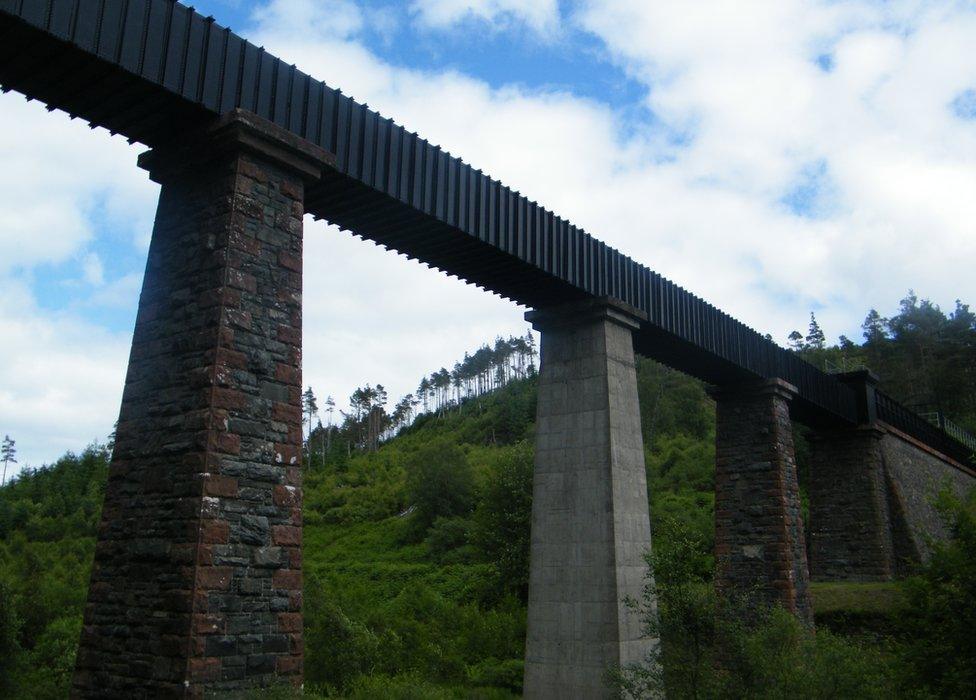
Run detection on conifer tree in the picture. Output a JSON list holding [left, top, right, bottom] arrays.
[[787, 330, 805, 351], [862, 309, 889, 344], [806, 312, 826, 349], [302, 388, 318, 465], [1, 435, 15, 487]]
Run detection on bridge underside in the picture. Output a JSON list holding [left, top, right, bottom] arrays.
[[0, 2, 872, 430]]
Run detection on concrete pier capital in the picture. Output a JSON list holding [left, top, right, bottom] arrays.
[[525, 296, 647, 333]]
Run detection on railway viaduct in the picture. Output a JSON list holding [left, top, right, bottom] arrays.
[[1, 2, 973, 697]]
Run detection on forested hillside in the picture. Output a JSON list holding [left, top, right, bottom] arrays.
[[1, 292, 974, 698]]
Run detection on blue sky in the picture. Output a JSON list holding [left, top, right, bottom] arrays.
[[1, 0, 975, 472]]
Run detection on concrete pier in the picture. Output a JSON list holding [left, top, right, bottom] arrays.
[[523, 298, 657, 699]]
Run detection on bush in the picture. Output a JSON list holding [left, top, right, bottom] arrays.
[[471, 442, 534, 601], [424, 516, 476, 563], [896, 487, 976, 697], [405, 440, 476, 539], [615, 518, 895, 699]]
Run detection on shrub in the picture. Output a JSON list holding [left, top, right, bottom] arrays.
[[471, 442, 534, 601], [615, 518, 895, 699], [896, 487, 976, 697], [405, 440, 476, 539]]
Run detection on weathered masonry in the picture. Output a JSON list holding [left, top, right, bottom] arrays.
[[71, 111, 328, 695], [807, 371, 976, 582], [0, 2, 973, 697]]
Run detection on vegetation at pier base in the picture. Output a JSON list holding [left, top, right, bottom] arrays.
[[0, 292, 974, 697]]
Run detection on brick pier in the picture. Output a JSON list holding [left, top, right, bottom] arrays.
[[524, 298, 657, 699], [710, 379, 813, 626], [72, 111, 333, 696]]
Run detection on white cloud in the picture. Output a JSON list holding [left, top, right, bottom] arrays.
[[410, 0, 560, 34], [0, 95, 155, 472], [572, 0, 976, 331], [81, 253, 104, 286], [251, 0, 365, 39], [0, 95, 157, 274], [0, 279, 130, 473]]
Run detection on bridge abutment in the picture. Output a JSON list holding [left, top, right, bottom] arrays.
[[710, 379, 814, 626], [523, 298, 657, 699], [72, 111, 332, 697]]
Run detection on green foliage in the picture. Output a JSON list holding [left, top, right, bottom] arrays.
[[470, 442, 534, 601], [0, 579, 23, 697], [801, 292, 976, 435], [616, 519, 895, 699], [405, 440, 476, 539], [896, 488, 976, 698], [0, 445, 106, 698]]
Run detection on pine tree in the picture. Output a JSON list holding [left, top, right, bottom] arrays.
[[1, 435, 15, 487], [787, 330, 805, 351], [806, 312, 826, 349], [862, 309, 889, 344], [302, 387, 318, 465], [324, 395, 335, 452]]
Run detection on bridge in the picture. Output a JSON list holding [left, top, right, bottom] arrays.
[[1, 2, 973, 697]]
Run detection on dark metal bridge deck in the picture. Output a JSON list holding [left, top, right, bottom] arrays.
[[0, 0, 971, 463]]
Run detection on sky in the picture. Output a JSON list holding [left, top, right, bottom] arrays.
[[1, 0, 975, 473]]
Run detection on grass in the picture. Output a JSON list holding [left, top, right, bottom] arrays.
[[810, 581, 904, 615]]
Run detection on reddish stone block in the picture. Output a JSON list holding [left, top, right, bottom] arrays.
[[214, 432, 241, 456], [188, 657, 221, 682], [278, 250, 302, 272], [279, 178, 303, 200], [196, 567, 234, 591], [273, 484, 300, 508], [277, 324, 301, 346], [204, 475, 238, 498], [212, 388, 247, 410], [278, 613, 302, 633], [285, 467, 302, 487], [273, 401, 302, 424], [275, 362, 301, 386], [199, 520, 230, 544], [196, 545, 214, 567], [273, 569, 301, 592], [213, 347, 247, 370], [272, 525, 301, 546], [274, 443, 301, 465], [276, 654, 302, 676]]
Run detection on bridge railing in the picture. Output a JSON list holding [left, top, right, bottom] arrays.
[[876, 392, 976, 468]]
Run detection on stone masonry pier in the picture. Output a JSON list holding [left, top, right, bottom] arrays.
[[72, 111, 333, 697], [710, 379, 814, 626]]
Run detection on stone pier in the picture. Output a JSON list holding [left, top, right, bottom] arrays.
[[808, 426, 894, 581], [710, 379, 813, 626], [72, 111, 332, 696], [523, 298, 657, 699]]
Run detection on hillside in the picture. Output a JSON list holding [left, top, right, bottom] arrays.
[[1, 291, 974, 697]]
